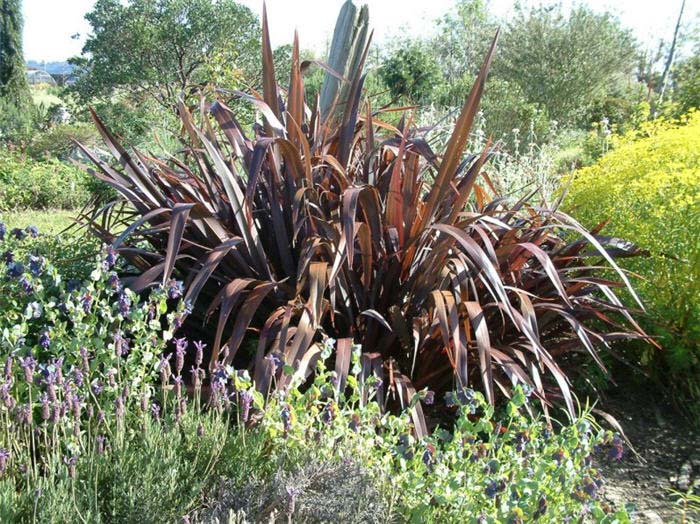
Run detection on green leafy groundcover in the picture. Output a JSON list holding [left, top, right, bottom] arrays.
[[566, 111, 700, 408], [0, 226, 630, 523], [0, 150, 100, 211]]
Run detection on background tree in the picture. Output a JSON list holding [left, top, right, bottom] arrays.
[[0, 0, 31, 107], [495, 4, 638, 127], [0, 0, 34, 143], [380, 41, 441, 103], [69, 0, 261, 111]]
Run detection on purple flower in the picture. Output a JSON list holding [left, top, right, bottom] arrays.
[[96, 435, 106, 455], [19, 275, 33, 294], [158, 354, 172, 383], [172, 375, 184, 397], [422, 444, 436, 468], [7, 262, 24, 278], [113, 332, 129, 357], [19, 355, 36, 384], [0, 448, 9, 474], [166, 279, 183, 300], [2, 250, 13, 264], [104, 246, 118, 269], [608, 435, 624, 461], [194, 340, 205, 367], [11, 228, 26, 240], [117, 291, 131, 316], [39, 330, 50, 349], [91, 381, 104, 396], [41, 393, 50, 421], [81, 292, 93, 313], [485, 479, 505, 499], [16, 403, 32, 425], [281, 404, 292, 432], [3, 356, 12, 381], [72, 368, 84, 388], [582, 477, 598, 498], [107, 272, 121, 291], [151, 403, 161, 420], [28, 255, 44, 276], [27, 301, 41, 318], [25, 226, 39, 238], [321, 403, 336, 425], [63, 455, 77, 479], [239, 390, 253, 423], [0, 222, 5, 241], [66, 279, 81, 293], [424, 390, 435, 405], [174, 338, 188, 374], [115, 396, 125, 420]]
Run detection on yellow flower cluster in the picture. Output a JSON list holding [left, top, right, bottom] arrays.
[[566, 111, 700, 388]]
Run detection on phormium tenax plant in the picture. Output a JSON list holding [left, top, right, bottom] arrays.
[[76, 0, 651, 430]]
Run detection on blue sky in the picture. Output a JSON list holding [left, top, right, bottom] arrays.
[[23, 0, 699, 62]]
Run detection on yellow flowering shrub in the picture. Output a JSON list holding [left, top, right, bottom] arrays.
[[566, 111, 700, 405]]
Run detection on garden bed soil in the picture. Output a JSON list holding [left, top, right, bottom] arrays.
[[600, 380, 700, 523]]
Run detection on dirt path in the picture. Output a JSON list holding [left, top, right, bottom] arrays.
[[598, 382, 700, 523]]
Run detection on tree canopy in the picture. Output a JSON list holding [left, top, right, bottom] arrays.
[[0, 0, 31, 107], [69, 0, 261, 109]]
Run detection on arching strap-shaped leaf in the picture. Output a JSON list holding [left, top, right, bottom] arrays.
[[464, 301, 494, 406], [162, 203, 195, 287], [222, 282, 279, 365], [394, 372, 428, 438], [184, 238, 243, 306], [334, 338, 353, 397]]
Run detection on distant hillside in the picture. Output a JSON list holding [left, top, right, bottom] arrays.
[[26, 60, 74, 75]]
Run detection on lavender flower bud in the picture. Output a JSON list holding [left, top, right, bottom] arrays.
[[194, 340, 205, 367], [174, 338, 187, 375], [115, 396, 125, 421], [3, 356, 12, 381], [0, 448, 9, 474], [19, 355, 36, 384], [173, 375, 183, 397], [151, 403, 161, 420], [158, 355, 171, 384], [51, 403, 61, 425], [63, 455, 77, 479], [80, 347, 90, 374], [96, 435, 106, 455], [41, 393, 50, 421], [239, 390, 253, 423]]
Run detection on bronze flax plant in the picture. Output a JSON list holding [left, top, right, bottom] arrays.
[[75, 1, 651, 431]]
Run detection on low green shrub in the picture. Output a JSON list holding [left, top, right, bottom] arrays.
[[0, 149, 102, 210], [0, 227, 630, 523], [566, 110, 700, 409]]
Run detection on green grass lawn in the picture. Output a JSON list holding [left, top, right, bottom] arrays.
[[1, 209, 77, 235]]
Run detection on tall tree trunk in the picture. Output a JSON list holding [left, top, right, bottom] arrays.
[[658, 0, 686, 106]]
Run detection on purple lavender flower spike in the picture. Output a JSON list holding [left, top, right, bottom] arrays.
[[0, 448, 9, 474], [25, 225, 39, 238]]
